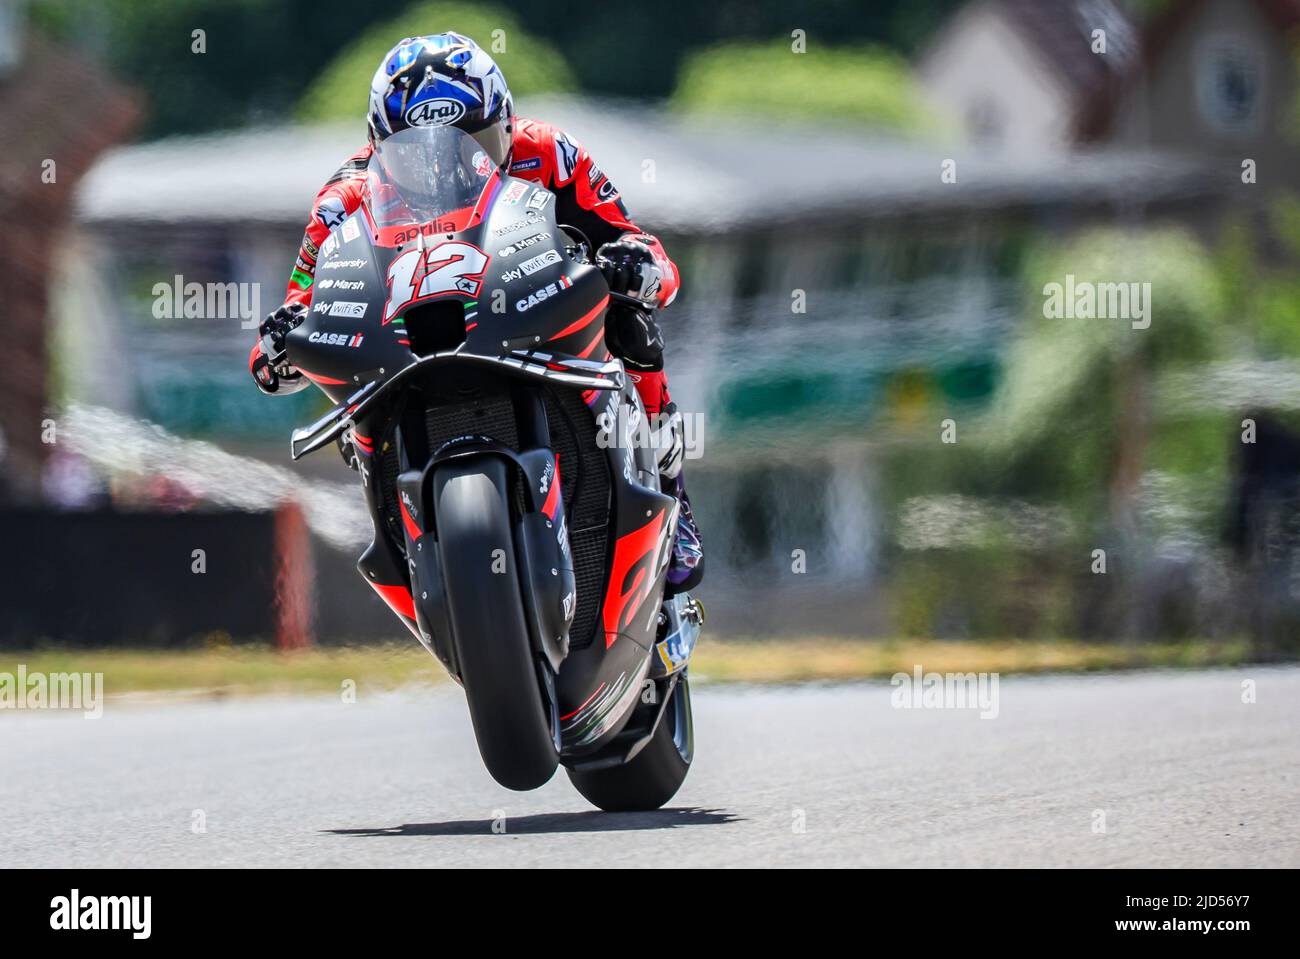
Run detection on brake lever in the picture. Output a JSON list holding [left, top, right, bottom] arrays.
[[606, 290, 650, 310]]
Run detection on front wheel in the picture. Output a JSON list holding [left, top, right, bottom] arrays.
[[435, 458, 558, 791], [567, 671, 694, 811]]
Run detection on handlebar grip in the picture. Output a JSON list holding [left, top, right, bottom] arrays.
[[606, 290, 649, 310]]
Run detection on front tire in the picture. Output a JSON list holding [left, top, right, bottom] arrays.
[[567, 671, 694, 811], [435, 459, 558, 791]]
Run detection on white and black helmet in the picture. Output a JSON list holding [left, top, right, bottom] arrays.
[[367, 33, 514, 168]]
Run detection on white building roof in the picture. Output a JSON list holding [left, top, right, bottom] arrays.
[[75, 95, 1224, 235]]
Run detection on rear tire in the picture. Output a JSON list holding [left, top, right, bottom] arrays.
[[567, 671, 694, 811], [436, 459, 558, 791]]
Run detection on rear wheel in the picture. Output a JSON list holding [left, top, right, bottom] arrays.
[[435, 459, 558, 791], [567, 671, 694, 811]]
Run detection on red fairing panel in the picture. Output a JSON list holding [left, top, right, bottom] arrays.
[[601, 508, 671, 648], [280, 118, 681, 312]]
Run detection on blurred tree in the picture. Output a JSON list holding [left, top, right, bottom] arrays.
[[671, 40, 937, 133], [882, 228, 1232, 639], [30, 0, 964, 139], [508, 0, 964, 99], [30, 0, 415, 137], [988, 228, 1225, 485], [298, 1, 576, 125]]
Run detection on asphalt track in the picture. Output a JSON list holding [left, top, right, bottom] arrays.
[[2, 667, 1296, 867]]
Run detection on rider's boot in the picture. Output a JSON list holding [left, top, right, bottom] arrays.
[[651, 401, 703, 595]]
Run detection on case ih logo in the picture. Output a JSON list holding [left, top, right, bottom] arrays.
[[308, 331, 365, 348], [515, 274, 573, 312], [405, 98, 466, 126]]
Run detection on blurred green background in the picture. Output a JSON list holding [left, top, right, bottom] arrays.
[[7, 0, 1300, 661]]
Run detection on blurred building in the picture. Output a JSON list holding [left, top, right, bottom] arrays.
[[0, 8, 139, 503], [62, 94, 1236, 633], [923, 0, 1300, 204], [919, 0, 1139, 152], [1077, 0, 1300, 216]]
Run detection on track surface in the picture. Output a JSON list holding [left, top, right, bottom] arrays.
[[2, 667, 1296, 867]]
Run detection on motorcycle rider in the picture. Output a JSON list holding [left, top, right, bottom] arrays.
[[249, 32, 702, 592]]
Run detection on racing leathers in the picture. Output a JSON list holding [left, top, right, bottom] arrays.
[[251, 117, 702, 591]]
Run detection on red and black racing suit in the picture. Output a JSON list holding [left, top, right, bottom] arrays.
[[272, 116, 680, 417]]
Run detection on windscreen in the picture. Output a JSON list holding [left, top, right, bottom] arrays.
[[364, 125, 498, 233]]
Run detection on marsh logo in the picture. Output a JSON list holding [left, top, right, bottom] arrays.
[[1043, 274, 1152, 330], [890, 666, 1000, 719], [497, 231, 551, 257], [406, 98, 466, 127], [50, 890, 151, 939]]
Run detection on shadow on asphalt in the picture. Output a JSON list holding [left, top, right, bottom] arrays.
[[326, 807, 741, 837]]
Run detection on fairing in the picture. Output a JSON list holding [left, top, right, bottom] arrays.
[[283, 125, 681, 757]]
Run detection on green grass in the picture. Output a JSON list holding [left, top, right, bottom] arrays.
[[0, 638, 1257, 704]]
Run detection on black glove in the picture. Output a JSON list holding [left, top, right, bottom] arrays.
[[596, 236, 664, 307], [250, 303, 308, 395]]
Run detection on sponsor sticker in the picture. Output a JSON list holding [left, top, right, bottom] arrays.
[[316, 196, 347, 230], [491, 212, 543, 237], [341, 217, 361, 244], [308, 331, 365, 348], [320, 257, 368, 271], [497, 231, 551, 257], [526, 189, 552, 211], [519, 249, 562, 276], [510, 157, 542, 173], [405, 97, 466, 127], [328, 300, 367, 318], [553, 131, 580, 184], [392, 219, 456, 244], [501, 181, 528, 205], [515, 274, 574, 312]]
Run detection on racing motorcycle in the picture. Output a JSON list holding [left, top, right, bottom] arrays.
[[267, 126, 702, 810]]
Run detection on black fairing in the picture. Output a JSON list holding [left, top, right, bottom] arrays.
[[285, 177, 608, 403], [285, 173, 677, 758]]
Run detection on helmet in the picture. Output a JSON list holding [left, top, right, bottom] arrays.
[[367, 33, 513, 168]]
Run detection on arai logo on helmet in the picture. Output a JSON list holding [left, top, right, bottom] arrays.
[[405, 98, 466, 127]]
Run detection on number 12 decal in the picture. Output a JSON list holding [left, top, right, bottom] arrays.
[[384, 241, 489, 323]]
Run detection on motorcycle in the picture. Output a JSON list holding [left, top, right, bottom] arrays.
[[268, 125, 702, 810]]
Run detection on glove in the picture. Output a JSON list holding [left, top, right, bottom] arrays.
[[596, 236, 664, 308], [249, 303, 309, 395]]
